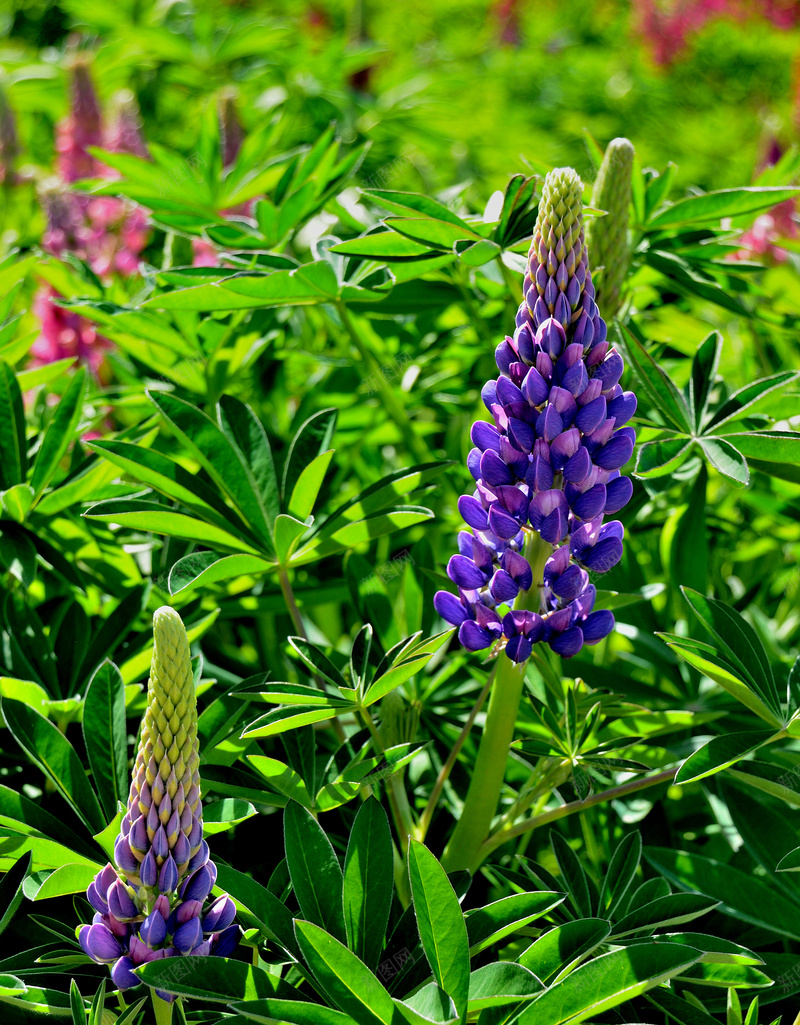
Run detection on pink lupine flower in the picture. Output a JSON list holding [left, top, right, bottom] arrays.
[[729, 199, 798, 264], [56, 60, 103, 183], [106, 90, 149, 160], [32, 287, 110, 374], [637, 0, 800, 65]]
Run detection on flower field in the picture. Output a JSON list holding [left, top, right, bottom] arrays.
[[2, 1, 800, 1023]]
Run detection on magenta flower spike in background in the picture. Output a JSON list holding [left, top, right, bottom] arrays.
[[434, 167, 637, 665], [79, 608, 238, 999]]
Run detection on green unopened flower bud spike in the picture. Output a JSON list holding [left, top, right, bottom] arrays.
[[585, 137, 634, 318]]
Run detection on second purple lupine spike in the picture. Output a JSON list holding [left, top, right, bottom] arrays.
[[434, 167, 637, 663]]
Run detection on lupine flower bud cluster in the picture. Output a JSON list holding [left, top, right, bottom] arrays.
[[79, 608, 238, 999], [434, 168, 636, 664], [585, 138, 634, 318]]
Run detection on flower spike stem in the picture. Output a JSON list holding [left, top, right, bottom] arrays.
[[152, 992, 175, 1025], [442, 531, 551, 874]]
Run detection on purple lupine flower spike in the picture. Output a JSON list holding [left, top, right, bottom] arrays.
[[434, 168, 636, 663], [78, 608, 239, 996]]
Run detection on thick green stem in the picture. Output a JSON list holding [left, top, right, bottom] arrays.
[[152, 992, 175, 1025], [441, 531, 551, 873]]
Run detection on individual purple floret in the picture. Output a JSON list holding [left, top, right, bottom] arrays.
[[434, 168, 636, 663]]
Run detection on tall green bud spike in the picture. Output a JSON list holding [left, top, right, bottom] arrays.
[[585, 138, 634, 318]]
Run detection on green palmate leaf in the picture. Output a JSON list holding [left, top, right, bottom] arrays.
[[294, 920, 397, 1025], [407, 839, 470, 1023], [518, 919, 611, 984], [30, 368, 87, 499], [611, 893, 719, 937], [518, 944, 702, 1024], [660, 634, 781, 726], [689, 331, 722, 430], [248, 755, 312, 806], [466, 963, 542, 1011], [0, 783, 95, 861], [0, 484, 34, 523], [466, 892, 565, 955], [644, 848, 800, 940], [656, 932, 763, 966], [202, 798, 257, 835], [728, 759, 800, 808], [1, 699, 105, 834], [646, 987, 734, 1025], [777, 846, 800, 871], [320, 463, 448, 528], [168, 551, 273, 595], [276, 514, 310, 564], [723, 787, 800, 905], [330, 232, 435, 259], [86, 439, 248, 533], [231, 999, 357, 1025], [84, 498, 261, 555], [635, 437, 693, 478], [284, 801, 347, 943], [300, 508, 434, 563], [362, 190, 475, 228], [289, 637, 349, 689], [398, 986, 458, 1025], [672, 960, 772, 989], [0, 361, 26, 490], [349, 624, 373, 695], [698, 438, 748, 486], [343, 798, 394, 970], [149, 391, 273, 545], [82, 661, 128, 821], [647, 186, 800, 228], [550, 832, 593, 918], [705, 371, 799, 431], [289, 450, 335, 522], [215, 862, 299, 956], [680, 589, 778, 712], [218, 395, 280, 536], [0, 983, 72, 1016], [615, 323, 691, 432], [282, 408, 338, 505], [675, 730, 776, 785], [30, 863, 99, 900], [146, 262, 339, 311], [598, 832, 642, 917], [0, 851, 30, 938], [386, 217, 482, 250], [723, 430, 800, 469], [137, 956, 284, 1002], [240, 703, 351, 738], [363, 655, 432, 707]]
